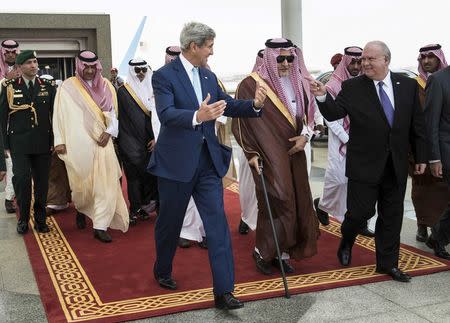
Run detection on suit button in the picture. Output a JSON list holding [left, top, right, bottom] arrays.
[[32, 125, 35, 128]]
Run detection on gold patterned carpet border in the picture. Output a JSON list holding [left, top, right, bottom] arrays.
[[31, 186, 447, 322]]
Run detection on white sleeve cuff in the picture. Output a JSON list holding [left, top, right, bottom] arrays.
[[316, 94, 327, 102], [193, 111, 202, 127]]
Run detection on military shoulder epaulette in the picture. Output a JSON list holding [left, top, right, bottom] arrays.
[[38, 77, 54, 86], [1, 78, 15, 87]]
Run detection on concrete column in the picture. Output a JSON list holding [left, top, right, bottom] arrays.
[[281, 0, 303, 47]]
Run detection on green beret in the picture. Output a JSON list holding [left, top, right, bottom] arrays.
[[16, 50, 37, 65]]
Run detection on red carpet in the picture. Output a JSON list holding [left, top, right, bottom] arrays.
[[23, 182, 450, 323]]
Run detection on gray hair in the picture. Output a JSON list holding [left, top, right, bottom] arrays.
[[366, 40, 391, 63], [180, 22, 216, 51]]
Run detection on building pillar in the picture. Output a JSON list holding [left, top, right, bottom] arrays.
[[281, 0, 303, 47]]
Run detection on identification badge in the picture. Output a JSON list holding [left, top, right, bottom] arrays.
[[13, 94, 23, 98], [37, 91, 49, 96]]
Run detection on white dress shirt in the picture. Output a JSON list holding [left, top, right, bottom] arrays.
[[373, 71, 395, 110], [179, 53, 204, 127]]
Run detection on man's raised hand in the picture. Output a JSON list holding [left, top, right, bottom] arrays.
[[253, 81, 267, 108], [196, 93, 226, 123], [310, 80, 327, 96]]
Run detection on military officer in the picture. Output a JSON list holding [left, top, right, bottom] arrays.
[[0, 50, 55, 234]]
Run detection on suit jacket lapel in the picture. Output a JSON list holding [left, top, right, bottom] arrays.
[[198, 68, 208, 102], [364, 75, 390, 126], [173, 57, 200, 109], [391, 72, 401, 128]]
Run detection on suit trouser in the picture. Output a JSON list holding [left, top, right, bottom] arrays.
[[154, 143, 234, 296], [11, 152, 51, 226], [342, 157, 405, 270], [431, 174, 450, 245]]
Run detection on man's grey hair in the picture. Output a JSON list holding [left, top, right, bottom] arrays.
[[366, 40, 391, 63], [180, 22, 216, 51]]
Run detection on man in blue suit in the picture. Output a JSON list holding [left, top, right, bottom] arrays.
[[149, 22, 266, 310]]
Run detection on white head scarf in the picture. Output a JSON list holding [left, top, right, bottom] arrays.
[[126, 58, 155, 112]]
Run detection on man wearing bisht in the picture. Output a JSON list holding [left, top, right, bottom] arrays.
[[232, 38, 320, 275], [53, 50, 128, 242], [117, 58, 158, 225]]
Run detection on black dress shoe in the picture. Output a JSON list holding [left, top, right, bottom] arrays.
[[178, 237, 191, 248], [93, 229, 112, 243], [358, 226, 375, 238], [426, 236, 450, 260], [138, 209, 150, 221], [376, 267, 411, 282], [5, 199, 16, 214], [129, 211, 138, 226], [16, 221, 29, 235], [198, 237, 208, 249], [214, 292, 244, 310], [238, 219, 250, 234], [314, 198, 330, 226], [337, 239, 352, 266], [416, 224, 428, 242], [253, 251, 272, 275], [271, 258, 295, 274], [34, 223, 50, 233], [76, 212, 87, 229], [153, 269, 177, 290]]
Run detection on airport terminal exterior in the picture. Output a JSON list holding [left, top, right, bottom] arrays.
[[0, 12, 112, 81]]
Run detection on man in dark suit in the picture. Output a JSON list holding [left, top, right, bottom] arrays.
[[149, 22, 266, 309], [0, 50, 55, 234], [311, 41, 427, 282], [424, 65, 450, 260]]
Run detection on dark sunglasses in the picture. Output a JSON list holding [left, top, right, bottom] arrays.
[[276, 55, 295, 63], [134, 67, 148, 73]]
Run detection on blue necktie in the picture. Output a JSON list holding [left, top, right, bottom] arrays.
[[192, 67, 203, 105], [378, 81, 394, 127]]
